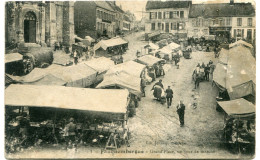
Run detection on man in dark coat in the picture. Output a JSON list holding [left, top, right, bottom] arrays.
[[141, 78, 146, 97], [176, 100, 186, 127], [204, 64, 210, 81], [165, 86, 173, 108], [153, 79, 164, 89]]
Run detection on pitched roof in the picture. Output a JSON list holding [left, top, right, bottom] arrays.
[[146, 0, 191, 10], [106, 1, 124, 13], [94, 1, 115, 12], [189, 3, 255, 18]]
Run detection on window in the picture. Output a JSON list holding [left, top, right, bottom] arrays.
[[178, 22, 185, 30], [242, 29, 244, 38], [204, 19, 209, 27], [192, 19, 196, 27], [158, 12, 162, 19], [173, 11, 178, 18], [171, 23, 173, 30], [173, 22, 177, 30], [180, 11, 184, 18], [219, 19, 224, 26], [151, 23, 155, 30], [158, 23, 161, 30], [165, 12, 170, 19], [248, 18, 252, 26], [196, 19, 200, 27], [237, 29, 242, 37], [169, 12, 173, 19], [237, 18, 242, 26], [226, 18, 231, 26], [150, 12, 156, 19]]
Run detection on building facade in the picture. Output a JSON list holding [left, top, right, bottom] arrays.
[[145, 0, 192, 38], [74, 1, 116, 39], [188, 1, 255, 43], [107, 1, 125, 33], [5, 1, 74, 47]]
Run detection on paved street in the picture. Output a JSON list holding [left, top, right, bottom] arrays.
[[6, 36, 253, 158]]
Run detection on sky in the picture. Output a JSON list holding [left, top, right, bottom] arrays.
[[116, 0, 255, 21]]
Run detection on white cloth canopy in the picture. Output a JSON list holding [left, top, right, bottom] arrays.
[[83, 57, 114, 74], [229, 40, 253, 49], [213, 45, 255, 99], [52, 63, 97, 88], [94, 37, 128, 51], [5, 53, 23, 63], [106, 61, 146, 78], [5, 84, 129, 114], [217, 98, 255, 116], [97, 71, 142, 97], [136, 55, 164, 66]]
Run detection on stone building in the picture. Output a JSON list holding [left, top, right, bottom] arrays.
[[145, 0, 192, 38], [5, 1, 74, 48], [74, 1, 116, 39], [188, 0, 255, 43]]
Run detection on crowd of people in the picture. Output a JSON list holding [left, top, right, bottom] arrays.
[[193, 60, 214, 89]]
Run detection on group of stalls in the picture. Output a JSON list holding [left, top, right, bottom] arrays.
[[213, 40, 255, 153], [5, 48, 54, 76], [93, 37, 128, 64], [96, 55, 166, 116], [5, 84, 130, 151], [7, 57, 115, 88], [144, 41, 191, 62]]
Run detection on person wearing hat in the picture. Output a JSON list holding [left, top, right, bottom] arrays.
[[176, 100, 186, 127], [153, 79, 164, 89], [65, 117, 77, 149], [165, 86, 173, 108]]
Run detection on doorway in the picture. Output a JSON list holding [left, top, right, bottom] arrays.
[[24, 11, 36, 43]]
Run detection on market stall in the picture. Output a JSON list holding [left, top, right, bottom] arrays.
[[51, 63, 97, 88], [96, 71, 142, 98], [106, 60, 146, 78], [135, 55, 165, 67], [83, 57, 115, 84], [213, 45, 256, 102], [93, 37, 128, 58], [5, 84, 130, 150], [217, 98, 255, 153], [5, 53, 24, 76]]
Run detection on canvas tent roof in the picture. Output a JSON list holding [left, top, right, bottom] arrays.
[[106, 61, 146, 78], [213, 45, 256, 100], [5, 84, 129, 114], [167, 42, 180, 50], [229, 40, 254, 49], [94, 37, 128, 51], [5, 53, 23, 63], [144, 43, 159, 50], [52, 63, 97, 88], [136, 55, 164, 66], [96, 72, 142, 97], [218, 48, 229, 65], [217, 98, 255, 117], [83, 57, 114, 74]]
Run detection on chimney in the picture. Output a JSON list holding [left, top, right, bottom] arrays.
[[230, 0, 234, 5]]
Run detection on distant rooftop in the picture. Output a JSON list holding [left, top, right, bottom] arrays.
[[146, 0, 192, 10], [189, 3, 255, 18]]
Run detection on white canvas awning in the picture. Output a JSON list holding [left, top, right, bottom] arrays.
[[5, 53, 23, 63], [5, 84, 129, 114], [136, 55, 165, 66], [97, 72, 142, 97], [106, 60, 146, 78], [217, 98, 255, 117], [229, 40, 253, 49], [83, 57, 114, 74], [94, 37, 128, 51]]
